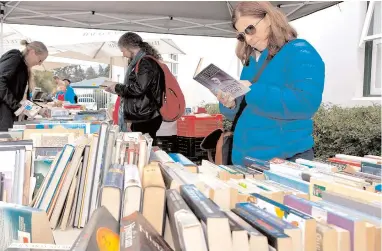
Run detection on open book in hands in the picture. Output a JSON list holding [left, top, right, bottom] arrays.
[[100, 80, 118, 94], [193, 58, 251, 99], [14, 100, 42, 118]]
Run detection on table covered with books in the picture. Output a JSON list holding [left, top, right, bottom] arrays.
[[0, 105, 381, 251]]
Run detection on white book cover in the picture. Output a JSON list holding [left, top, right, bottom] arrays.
[[155, 150, 174, 164], [74, 145, 89, 227], [295, 159, 336, 172], [0, 150, 17, 203], [15, 148, 26, 205], [113, 136, 123, 164], [143, 133, 153, 164], [7, 243, 71, 249], [89, 123, 109, 217], [102, 130, 117, 182], [200, 160, 220, 178], [137, 138, 147, 180], [122, 164, 142, 217], [269, 159, 309, 179], [124, 164, 142, 189], [79, 135, 98, 227]]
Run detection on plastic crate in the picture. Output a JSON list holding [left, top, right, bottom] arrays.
[[177, 136, 215, 160], [177, 114, 223, 138], [156, 135, 178, 153]]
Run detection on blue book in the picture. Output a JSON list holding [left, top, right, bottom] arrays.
[[180, 184, 225, 221], [236, 203, 300, 251], [361, 161, 382, 176], [232, 207, 291, 251], [168, 153, 197, 166], [243, 156, 270, 169], [236, 203, 300, 232], [263, 170, 310, 193], [251, 193, 316, 251]]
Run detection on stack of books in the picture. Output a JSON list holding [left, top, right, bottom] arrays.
[[1, 119, 381, 251]]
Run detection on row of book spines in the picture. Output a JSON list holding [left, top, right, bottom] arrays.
[[142, 150, 378, 250], [245, 156, 381, 194], [198, 157, 380, 249], [243, 154, 381, 171], [284, 194, 379, 251], [179, 184, 298, 250]]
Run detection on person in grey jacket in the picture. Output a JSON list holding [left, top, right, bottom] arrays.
[[0, 40, 48, 131]]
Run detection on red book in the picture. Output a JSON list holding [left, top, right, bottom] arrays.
[[113, 97, 121, 125], [327, 157, 361, 167]]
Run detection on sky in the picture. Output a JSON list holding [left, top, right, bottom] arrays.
[[0, 2, 348, 107]]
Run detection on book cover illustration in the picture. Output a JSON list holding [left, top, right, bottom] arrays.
[[33, 160, 53, 198], [193, 59, 250, 99], [0, 206, 33, 250]]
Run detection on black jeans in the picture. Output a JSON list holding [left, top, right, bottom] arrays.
[[131, 115, 163, 145], [286, 148, 314, 162]]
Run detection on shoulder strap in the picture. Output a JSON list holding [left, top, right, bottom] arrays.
[[134, 55, 164, 109], [252, 58, 270, 83], [135, 55, 158, 72], [230, 59, 270, 132]]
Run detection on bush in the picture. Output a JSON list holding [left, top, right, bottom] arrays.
[[203, 103, 232, 130], [203, 102, 381, 158], [313, 104, 381, 159]]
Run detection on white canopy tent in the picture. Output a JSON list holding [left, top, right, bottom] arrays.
[[0, 31, 181, 70], [32, 60, 70, 71], [51, 39, 185, 67], [50, 39, 183, 79], [0, 1, 341, 45]]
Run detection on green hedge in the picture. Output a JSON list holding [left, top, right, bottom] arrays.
[[204, 103, 381, 158], [313, 104, 381, 159]]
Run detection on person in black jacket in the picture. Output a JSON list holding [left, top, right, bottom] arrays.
[[105, 32, 165, 142], [0, 40, 48, 131]]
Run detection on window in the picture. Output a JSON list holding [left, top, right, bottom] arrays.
[[170, 54, 178, 78], [362, 1, 381, 96]]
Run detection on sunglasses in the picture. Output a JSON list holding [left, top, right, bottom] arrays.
[[236, 17, 264, 42]]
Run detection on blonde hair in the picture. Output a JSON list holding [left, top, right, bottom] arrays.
[[21, 40, 48, 91], [20, 40, 48, 56], [232, 1, 297, 65]]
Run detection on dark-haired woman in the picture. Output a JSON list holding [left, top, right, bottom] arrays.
[[105, 32, 165, 142], [0, 40, 48, 131]]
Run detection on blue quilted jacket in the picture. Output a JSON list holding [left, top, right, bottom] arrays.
[[220, 39, 325, 165]]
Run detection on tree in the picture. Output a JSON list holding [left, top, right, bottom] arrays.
[[101, 64, 110, 77], [85, 66, 97, 80], [32, 70, 55, 93], [98, 65, 104, 75], [73, 66, 86, 82]]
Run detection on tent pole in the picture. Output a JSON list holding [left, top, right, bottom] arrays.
[[0, 4, 4, 56], [109, 57, 113, 80]]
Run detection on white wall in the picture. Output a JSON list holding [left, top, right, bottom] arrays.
[[291, 1, 381, 107]]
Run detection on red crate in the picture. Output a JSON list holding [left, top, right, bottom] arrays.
[[177, 114, 223, 137]]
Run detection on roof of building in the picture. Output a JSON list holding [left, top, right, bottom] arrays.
[[71, 77, 108, 88]]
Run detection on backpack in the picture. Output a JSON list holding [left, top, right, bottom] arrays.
[[135, 55, 186, 122]]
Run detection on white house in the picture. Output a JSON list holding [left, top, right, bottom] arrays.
[[291, 1, 381, 107]]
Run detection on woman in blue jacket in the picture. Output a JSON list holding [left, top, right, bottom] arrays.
[[219, 1, 325, 165]]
